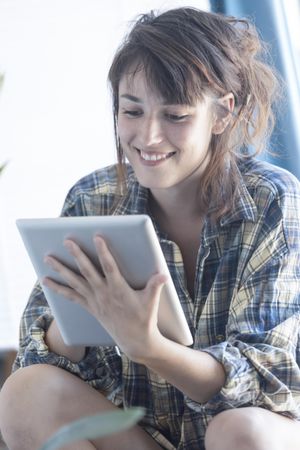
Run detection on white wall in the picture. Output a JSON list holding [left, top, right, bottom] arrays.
[[0, 0, 209, 349]]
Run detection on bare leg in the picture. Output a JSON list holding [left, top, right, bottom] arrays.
[[0, 364, 162, 450], [205, 406, 300, 450]]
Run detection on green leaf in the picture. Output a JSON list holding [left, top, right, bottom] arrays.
[[0, 161, 8, 176], [39, 407, 145, 450]]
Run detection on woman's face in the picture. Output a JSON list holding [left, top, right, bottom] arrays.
[[117, 69, 217, 194]]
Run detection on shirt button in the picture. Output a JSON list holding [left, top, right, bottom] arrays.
[[216, 334, 225, 343]]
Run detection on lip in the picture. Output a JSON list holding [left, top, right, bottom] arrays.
[[136, 148, 176, 165]]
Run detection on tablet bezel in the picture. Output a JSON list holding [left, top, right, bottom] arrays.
[[16, 215, 193, 347]]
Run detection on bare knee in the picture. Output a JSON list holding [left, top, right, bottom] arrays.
[[205, 407, 279, 450], [0, 364, 81, 450], [1, 365, 40, 449], [0, 363, 72, 418]]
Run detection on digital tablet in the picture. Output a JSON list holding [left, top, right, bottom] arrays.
[[16, 215, 193, 347]]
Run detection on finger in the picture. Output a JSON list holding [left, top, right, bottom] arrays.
[[42, 276, 86, 304], [145, 273, 168, 315], [64, 240, 105, 286], [44, 254, 90, 297], [93, 236, 122, 281]]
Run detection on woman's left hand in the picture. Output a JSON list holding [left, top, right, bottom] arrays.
[[43, 236, 167, 362]]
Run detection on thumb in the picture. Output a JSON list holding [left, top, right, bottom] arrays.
[[147, 272, 168, 292], [145, 273, 168, 309]]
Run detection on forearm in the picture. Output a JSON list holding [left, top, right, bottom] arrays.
[[45, 319, 86, 363], [138, 335, 226, 404]]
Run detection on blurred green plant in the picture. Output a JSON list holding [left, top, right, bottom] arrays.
[[39, 407, 144, 450], [0, 161, 7, 176]]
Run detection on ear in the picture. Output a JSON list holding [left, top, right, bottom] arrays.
[[212, 93, 235, 135]]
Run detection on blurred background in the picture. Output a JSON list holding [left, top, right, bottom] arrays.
[[0, 0, 299, 390]]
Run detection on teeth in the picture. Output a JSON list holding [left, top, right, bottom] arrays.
[[140, 151, 172, 161]]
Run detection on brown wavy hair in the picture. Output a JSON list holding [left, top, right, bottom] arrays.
[[108, 7, 280, 219]]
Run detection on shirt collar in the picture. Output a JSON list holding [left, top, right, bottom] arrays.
[[219, 164, 258, 227], [112, 170, 150, 217]]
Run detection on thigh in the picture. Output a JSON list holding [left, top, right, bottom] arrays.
[[205, 406, 300, 450], [0, 364, 162, 450]]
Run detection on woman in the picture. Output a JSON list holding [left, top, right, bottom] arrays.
[[1, 7, 300, 450]]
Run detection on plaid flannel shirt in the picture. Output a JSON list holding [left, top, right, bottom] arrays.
[[14, 158, 300, 449]]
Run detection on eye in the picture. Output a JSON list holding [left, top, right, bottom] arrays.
[[165, 113, 189, 122], [122, 109, 143, 118]]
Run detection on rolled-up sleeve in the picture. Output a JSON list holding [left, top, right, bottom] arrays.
[[187, 171, 300, 419], [13, 282, 122, 398], [202, 254, 300, 417]]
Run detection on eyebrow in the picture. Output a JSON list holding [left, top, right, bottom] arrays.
[[120, 94, 143, 103]]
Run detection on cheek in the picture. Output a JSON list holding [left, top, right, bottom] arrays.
[[168, 125, 194, 147], [182, 120, 212, 147], [117, 117, 134, 146]]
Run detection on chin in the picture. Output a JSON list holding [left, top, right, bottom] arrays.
[[135, 175, 171, 190]]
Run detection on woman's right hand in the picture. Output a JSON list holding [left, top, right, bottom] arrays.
[[43, 236, 168, 363]]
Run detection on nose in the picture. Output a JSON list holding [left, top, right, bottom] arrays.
[[139, 116, 164, 148]]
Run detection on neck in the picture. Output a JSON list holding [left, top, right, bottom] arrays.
[[149, 189, 206, 239], [150, 181, 206, 221]]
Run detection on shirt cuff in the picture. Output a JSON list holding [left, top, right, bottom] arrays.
[[185, 343, 259, 414], [20, 312, 122, 392]]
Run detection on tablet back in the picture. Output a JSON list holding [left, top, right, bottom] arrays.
[[17, 215, 193, 346]]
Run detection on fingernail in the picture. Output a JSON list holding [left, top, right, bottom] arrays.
[[44, 256, 54, 267], [94, 235, 103, 246], [64, 240, 73, 251]]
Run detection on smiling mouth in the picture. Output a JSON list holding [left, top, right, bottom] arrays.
[[137, 149, 176, 162]]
